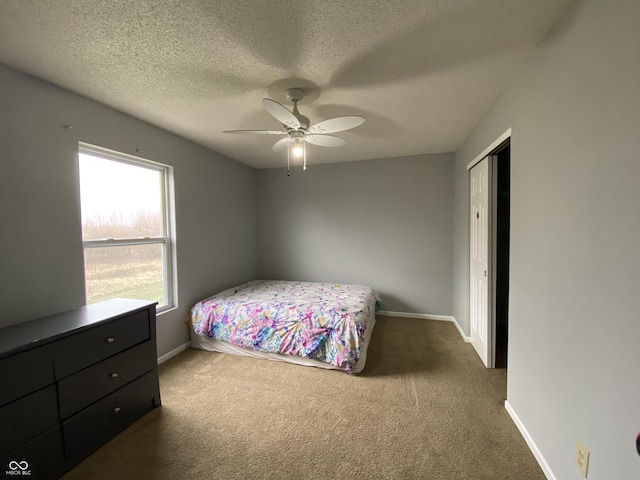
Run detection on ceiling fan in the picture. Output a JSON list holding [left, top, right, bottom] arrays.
[[223, 88, 365, 175]]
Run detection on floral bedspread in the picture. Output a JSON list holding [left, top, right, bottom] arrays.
[[190, 280, 380, 373]]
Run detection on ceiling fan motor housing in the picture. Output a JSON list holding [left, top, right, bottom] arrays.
[[289, 131, 304, 141]]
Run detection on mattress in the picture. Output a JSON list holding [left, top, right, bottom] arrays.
[[188, 280, 380, 373]]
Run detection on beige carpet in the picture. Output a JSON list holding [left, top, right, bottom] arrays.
[[63, 316, 544, 480]]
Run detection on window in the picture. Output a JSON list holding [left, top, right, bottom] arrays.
[[78, 143, 176, 312]]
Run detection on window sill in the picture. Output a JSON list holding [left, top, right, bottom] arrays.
[[157, 305, 178, 316]]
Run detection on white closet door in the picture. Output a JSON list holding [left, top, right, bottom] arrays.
[[469, 156, 493, 367]]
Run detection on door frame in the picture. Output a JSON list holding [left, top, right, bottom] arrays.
[[466, 128, 511, 369]]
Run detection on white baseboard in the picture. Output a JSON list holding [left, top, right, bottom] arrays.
[[505, 401, 556, 480], [157, 341, 190, 365], [376, 310, 470, 342], [451, 318, 471, 342], [377, 310, 453, 321]]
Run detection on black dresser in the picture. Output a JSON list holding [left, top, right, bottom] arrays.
[[0, 299, 161, 479]]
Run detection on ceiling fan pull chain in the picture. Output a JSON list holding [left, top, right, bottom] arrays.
[[287, 144, 291, 176], [303, 141, 307, 171]]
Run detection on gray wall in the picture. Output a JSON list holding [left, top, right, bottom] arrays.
[[0, 64, 258, 357], [453, 1, 640, 478], [257, 155, 454, 315]]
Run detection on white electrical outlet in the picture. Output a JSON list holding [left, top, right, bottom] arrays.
[[575, 440, 590, 478]]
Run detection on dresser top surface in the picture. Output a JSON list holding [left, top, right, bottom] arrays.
[[0, 299, 157, 358]]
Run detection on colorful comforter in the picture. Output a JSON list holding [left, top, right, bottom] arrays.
[[190, 280, 380, 373]]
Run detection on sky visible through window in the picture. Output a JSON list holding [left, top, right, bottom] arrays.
[[78, 153, 162, 239]]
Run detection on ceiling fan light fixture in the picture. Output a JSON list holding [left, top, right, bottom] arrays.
[[292, 145, 304, 158], [290, 138, 304, 158], [287, 133, 306, 174]]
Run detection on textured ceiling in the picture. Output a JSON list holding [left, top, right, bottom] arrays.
[[0, 0, 572, 169]]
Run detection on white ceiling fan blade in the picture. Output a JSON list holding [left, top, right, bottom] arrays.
[[262, 98, 300, 129], [223, 129, 287, 134], [272, 137, 290, 152], [308, 116, 365, 134], [305, 134, 346, 147]]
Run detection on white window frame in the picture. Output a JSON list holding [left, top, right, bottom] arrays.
[[78, 142, 177, 313]]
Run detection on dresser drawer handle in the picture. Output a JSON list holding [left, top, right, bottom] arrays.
[[110, 373, 119, 378], [114, 407, 121, 414], [106, 337, 115, 343]]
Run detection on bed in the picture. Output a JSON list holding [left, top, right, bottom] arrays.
[[188, 280, 380, 374]]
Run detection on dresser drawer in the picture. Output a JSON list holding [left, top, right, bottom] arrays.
[[0, 426, 64, 480], [62, 370, 157, 456], [0, 385, 58, 456], [0, 346, 53, 407], [54, 310, 150, 379], [58, 340, 156, 419]]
